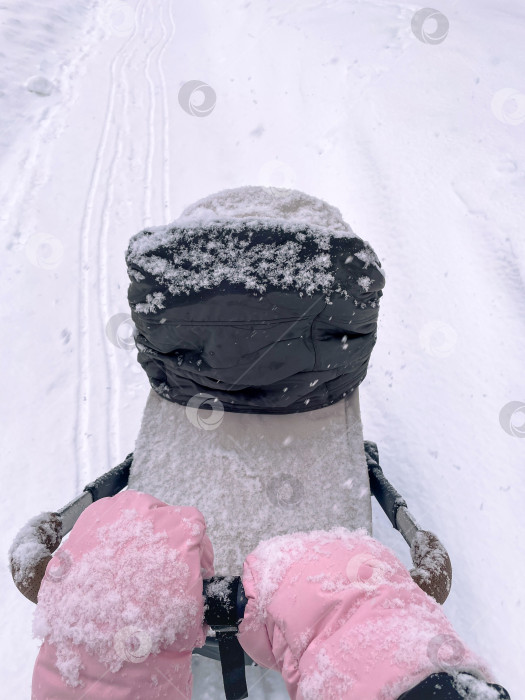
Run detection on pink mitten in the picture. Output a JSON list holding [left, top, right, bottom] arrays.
[[238, 528, 492, 700], [32, 489, 214, 699]]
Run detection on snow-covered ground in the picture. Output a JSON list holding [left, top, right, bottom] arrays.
[[1, 0, 524, 698]]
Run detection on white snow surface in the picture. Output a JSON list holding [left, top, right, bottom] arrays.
[[1, 0, 524, 698]]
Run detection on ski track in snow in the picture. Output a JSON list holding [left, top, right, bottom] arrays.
[[74, 0, 176, 489], [73, 5, 133, 489]]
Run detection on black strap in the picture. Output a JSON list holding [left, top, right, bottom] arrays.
[[203, 576, 250, 699], [216, 630, 249, 699]]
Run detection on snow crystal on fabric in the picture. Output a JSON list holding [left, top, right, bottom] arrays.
[[357, 276, 373, 292], [205, 576, 236, 614], [181, 516, 202, 537], [240, 524, 492, 700], [298, 646, 355, 700], [127, 220, 337, 300], [454, 673, 502, 699], [33, 509, 198, 687], [355, 247, 382, 270], [127, 267, 145, 282], [244, 527, 376, 627], [295, 574, 492, 700], [134, 291, 165, 314], [125, 186, 384, 305]]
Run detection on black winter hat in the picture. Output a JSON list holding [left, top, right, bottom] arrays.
[[125, 186, 385, 414]]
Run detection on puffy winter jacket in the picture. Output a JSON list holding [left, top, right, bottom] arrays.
[[125, 187, 385, 414]]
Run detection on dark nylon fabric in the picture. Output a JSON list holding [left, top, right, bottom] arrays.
[[126, 223, 385, 414]]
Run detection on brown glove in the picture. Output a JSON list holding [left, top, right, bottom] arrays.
[[410, 530, 452, 605], [9, 512, 62, 604]]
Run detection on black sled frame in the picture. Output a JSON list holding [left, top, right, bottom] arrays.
[[11, 441, 452, 700]]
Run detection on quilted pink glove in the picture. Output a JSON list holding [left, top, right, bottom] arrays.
[[238, 528, 492, 700], [32, 490, 214, 700]]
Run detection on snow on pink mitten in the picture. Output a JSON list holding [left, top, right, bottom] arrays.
[[238, 527, 493, 700], [31, 489, 214, 700]]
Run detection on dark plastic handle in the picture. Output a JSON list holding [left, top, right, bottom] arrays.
[[364, 440, 452, 604], [83, 453, 133, 501], [364, 441, 407, 527]]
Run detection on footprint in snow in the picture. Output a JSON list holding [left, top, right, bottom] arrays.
[[26, 75, 54, 97]]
